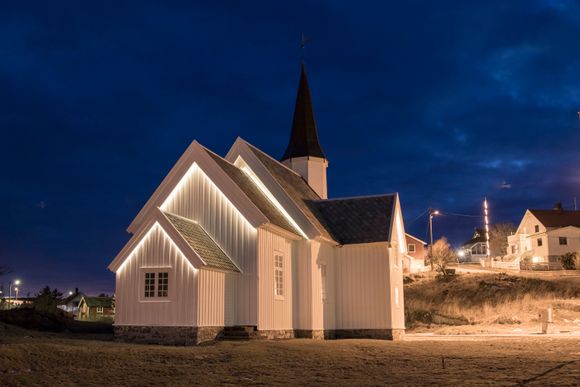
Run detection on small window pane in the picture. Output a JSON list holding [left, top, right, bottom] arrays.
[[144, 272, 156, 298], [157, 272, 169, 297], [274, 254, 284, 297], [559, 237, 567, 245], [537, 238, 543, 247], [408, 244, 416, 253]]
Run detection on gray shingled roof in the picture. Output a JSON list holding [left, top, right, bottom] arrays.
[[164, 212, 240, 272], [307, 195, 395, 244], [247, 143, 334, 240], [203, 148, 300, 236]]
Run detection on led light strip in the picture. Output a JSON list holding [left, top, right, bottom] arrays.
[[484, 197, 490, 257]]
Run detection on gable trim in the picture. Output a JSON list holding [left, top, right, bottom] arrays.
[[127, 140, 268, 234], [109, 209, 206, 273], [226, 138, 321, 238]]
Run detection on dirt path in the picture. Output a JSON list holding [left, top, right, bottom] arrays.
[[1, 336, 580, 386]]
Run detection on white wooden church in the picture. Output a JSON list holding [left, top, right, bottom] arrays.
[[109, 64, 407, 344]]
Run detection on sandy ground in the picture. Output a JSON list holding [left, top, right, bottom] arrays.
[[1, 334, 580, 386]]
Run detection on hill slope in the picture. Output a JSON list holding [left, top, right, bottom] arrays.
[[404, 273, 580, 334]]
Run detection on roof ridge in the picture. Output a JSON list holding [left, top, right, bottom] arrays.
[[161, 210, 198, 224], [242, 139, 304, 178], [311, 193, 397, 202]]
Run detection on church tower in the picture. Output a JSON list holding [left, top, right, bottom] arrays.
[[281, 64, 328, 199]]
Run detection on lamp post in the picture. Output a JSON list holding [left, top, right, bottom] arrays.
[[428, 208, 440, 270], [8, 280, 21, 307]]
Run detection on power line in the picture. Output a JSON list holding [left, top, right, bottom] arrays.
[[405, 208, 429, 227], [439, 211, 483, 218]]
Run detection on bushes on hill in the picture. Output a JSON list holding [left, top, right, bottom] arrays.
[[559, 252, 578, 270]]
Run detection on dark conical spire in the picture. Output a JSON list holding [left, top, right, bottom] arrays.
[[281, 63, 326, 161]]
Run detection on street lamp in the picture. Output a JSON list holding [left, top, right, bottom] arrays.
[[8, 279, 21, 307], [428, 209, 440, 270]]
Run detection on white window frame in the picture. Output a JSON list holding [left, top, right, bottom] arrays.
[[274, 252, 284, 300], [96, 306, 104, 314], [140, 267, 172, 302], [407, 243, 416, 253]]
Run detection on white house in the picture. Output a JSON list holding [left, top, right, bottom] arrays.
[[108, 64, 407, 345], [507, 204, 580, 269], [460, 228, 488, 263]]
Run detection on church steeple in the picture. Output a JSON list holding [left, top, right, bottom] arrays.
[[281, 63, 326, 161], [281, 63, 329, 199]]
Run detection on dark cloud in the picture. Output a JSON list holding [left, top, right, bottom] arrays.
[[1, 1, 579, 293]]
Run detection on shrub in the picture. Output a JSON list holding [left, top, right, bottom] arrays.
[[559, 252, 578, 270], [428, 237, 457, 275]]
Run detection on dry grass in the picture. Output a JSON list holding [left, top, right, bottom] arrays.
[[404, 272, 580, 332], [1, 333, 580, 386]]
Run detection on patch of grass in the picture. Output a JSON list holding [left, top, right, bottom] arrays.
[[404, 273, 580, 328]]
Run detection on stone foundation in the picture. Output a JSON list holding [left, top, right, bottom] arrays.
[[114, 325, 223, 345], [115, 326, 405, 345], [295, 329, 335, 339], [255, 329, 295, 340], [333, 329, 405, 341]]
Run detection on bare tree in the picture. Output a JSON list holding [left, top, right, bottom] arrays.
[[429, 237, 457, 274], [489, 223, 516, 258]]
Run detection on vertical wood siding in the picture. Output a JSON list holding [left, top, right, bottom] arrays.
[[335, 243, 393, 329], [160, 164, 258, 325], [196, 269, 238, 327], [115, 223, 198, 326], [257, 228, 293, 330], [314, 241, 336, 330]]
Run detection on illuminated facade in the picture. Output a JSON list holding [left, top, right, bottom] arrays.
[[108, 64, 407, 344], [507, 204, 580, 269]]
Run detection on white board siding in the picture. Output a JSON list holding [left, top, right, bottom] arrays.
[[335, 243, 393, 330], [160, 164, 258, 326], [115, 223, 198, 326], [196, 269, 236, 327], [315, 241, 336, 330], [257, 228, 293, 330]]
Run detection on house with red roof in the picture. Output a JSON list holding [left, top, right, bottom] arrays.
[[507, 203, 580, 269]]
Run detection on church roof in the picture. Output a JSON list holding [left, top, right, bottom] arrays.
[[281, 63, 326, 161], [203, 147, 301, 236], [248, 143, 334, 240], [308, 195, 396, 244], [164, 212, 240, 272]]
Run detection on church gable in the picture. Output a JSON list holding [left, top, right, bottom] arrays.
[[127, 140, 268, 235]]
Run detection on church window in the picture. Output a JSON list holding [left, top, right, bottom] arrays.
[[143, 271, 169, 299], [274, 253, 284, 298]]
